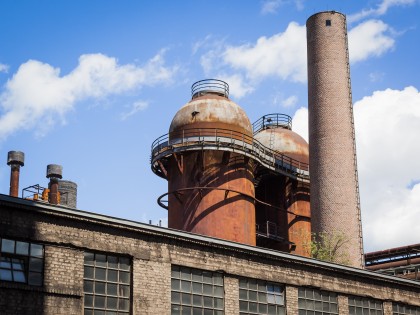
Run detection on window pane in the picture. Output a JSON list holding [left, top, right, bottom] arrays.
[[84, 252, 95, 264], [107, 256, 118, 269], [12, 258, 25, 271], [30, 244, 43, 258], [107, 297, 118, 310], [119, 258, 130, 271], [85, 266, 94, 279], [1, 239, 15, 253], [95, 282, 106, 294], [96, 268, 106, 281], [13, 270, 26, 282], [95, 296, 105, 308], [15, 241, 29, 255], [192, 282, 202, 294], [85, 280, 94, 293], [182, 280, 192, 292], [85, 294, 93, 307], [29, 258, 43, 272], [96, 254, 107, 267], [120, 285, 130, 298], [28, 272, 42, 286], [193, 295, 202, 306], [0, 269, 13, 281], [119, 271, 130, 284], [107, 269, 118, 282]]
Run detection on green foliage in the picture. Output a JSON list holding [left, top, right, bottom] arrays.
[[308, 231, 351, 265]]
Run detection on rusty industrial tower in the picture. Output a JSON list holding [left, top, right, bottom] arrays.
[[306, 11, 364, 267], [151, 80, 311, 254]]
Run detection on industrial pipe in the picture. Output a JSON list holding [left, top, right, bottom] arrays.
[[7, 151, 25, 197], [46, 164, 63, 205]]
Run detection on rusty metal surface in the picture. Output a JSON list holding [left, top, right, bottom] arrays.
[[285, 179, 311, 257], [9, 166, 20, 197], [168, 150, 256, 245], [169, 94, 253, 138], [254, 128, 309, 164], [46, 164, 63, 179], [255, 175, 311, 256], [366, 257, 420, 271], [48, 178, 59, 205], [7, 151, 25, 166]]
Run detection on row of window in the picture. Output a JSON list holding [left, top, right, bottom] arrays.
[[1, 238, 419, 315]]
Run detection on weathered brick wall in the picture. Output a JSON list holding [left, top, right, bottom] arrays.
[[286, 285, 298, 315], [0, 204, 419, 315]]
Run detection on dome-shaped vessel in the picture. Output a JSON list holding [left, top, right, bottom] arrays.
[[166, 80, 256, 245], [253, 114, 311, 256]]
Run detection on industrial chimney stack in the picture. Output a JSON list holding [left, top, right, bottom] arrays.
[[7, 151, 25, 197], [46, 164, 63, 205], [306, 11, 364, 267]]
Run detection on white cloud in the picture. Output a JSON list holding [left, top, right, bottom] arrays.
[[261, 0, 304, 14], [199, 18, 395, 92], [281, 95, 298, 108], [291, 86, 420, 251], [348, 20, 395, 63], [120, 100, 149, 121], [0, 63, 9, 73], [291, 107, 308, 142], [369, 71, 385, 82], [261, 0, 283, 14], [354, 86, 420, 250], [218, 73, 254, 99], [0, 52, 177, 140], [348, 0, 416, 23], [222, 22, 307, 82]]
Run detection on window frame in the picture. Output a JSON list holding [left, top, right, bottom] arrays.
[[0, 237, 44, 286], [239, 277, 286, 315], [171, 265, 224, 315], [83, 251, 132, 315], [298, 287, 338, 315]]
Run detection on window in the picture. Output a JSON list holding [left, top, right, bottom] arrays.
[[239, 278, 285, 315], [326, 20, 331, 26], [0, 238, 44, 286], [83, 252, 131, 315], [298, 288, 338, 315], [349, 296, 383, 315], [171, 265, 224, 315], [393, 303, 420, 315]]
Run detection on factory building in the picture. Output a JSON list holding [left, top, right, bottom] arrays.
[[1, 10, 419, 315]]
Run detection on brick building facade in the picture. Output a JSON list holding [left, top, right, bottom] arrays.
[[0, 194, 419, 314]]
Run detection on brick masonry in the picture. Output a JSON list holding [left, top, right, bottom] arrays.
[[0, 198, 419, 314], [307, 11, 364, 268]]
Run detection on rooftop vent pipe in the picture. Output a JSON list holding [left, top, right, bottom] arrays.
[[7, 151, 25, 197], [46, 164, 63, 205]]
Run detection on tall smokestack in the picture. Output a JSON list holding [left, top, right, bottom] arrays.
[[46, 164, 63, 205], [7, 151, 25, 197], [306, 11, 364, 267]]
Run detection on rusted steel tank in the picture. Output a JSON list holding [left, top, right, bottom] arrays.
[[167, 79, 256, 245], [253, 114, 311, 256]]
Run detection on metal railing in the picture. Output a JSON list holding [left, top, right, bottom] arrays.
[[252, 113, 292, 135], [151, 127, 309, 182], [191, 79, 229, 99]]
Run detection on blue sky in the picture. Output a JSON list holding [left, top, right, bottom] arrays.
[[0, 0, 419, 252]]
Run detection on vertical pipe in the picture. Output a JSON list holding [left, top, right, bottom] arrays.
[[7, 151, 25, 197], [306, 11, 364, 268], [46, 164, 63, 205]]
